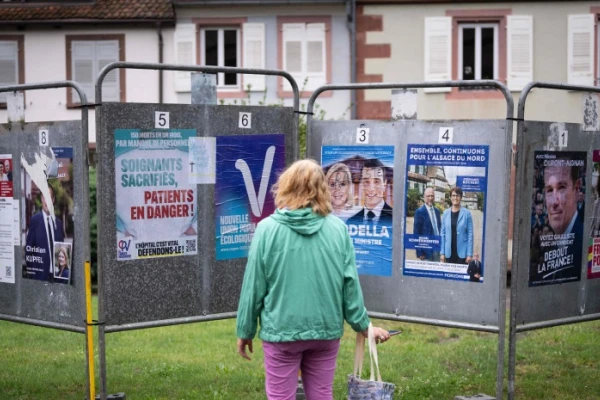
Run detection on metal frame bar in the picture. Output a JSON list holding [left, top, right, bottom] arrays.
[[94, 62, 300, 400], [0, 80, 91, 398], [508, 81, 600, 400], [307, 79, 513, 400]]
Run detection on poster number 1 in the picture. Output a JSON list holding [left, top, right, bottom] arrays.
[[155, 111, 169, 129], [439, 127, 453, 144], [559, 130, 568, 147], [239, 112, 252, 129], [39, 129, 49, 146], [356, 128, 370, 144]]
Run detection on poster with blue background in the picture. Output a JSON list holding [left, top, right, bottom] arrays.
[[322, 145, 395, 277], [215, 134, 285, 260], [404, 144, 488, 282]]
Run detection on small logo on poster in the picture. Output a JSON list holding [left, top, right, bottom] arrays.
[[118, 239, 132, 259]]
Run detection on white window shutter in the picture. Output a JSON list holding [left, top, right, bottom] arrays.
[[283, 23, 305, 91], [304, 23, 326, 91], [424, 17, 452, 93], [242, 23, 266, 92], [0, 41, 18, 103], [507, 15, 533, 91], [72, 41, 95, 103], [96, 40, 120, 102], [568, 14, 594, 86], [174, 23, 197, 92]]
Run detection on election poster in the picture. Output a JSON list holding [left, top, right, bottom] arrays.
[[322, 146, 394, 277], [115, 129, 198, 260], [0, 154, 15, 283], [587, 150, 600, 280], [529, 151, 586, 286], [21, 147, 75, 283], [403, 145, 489, 283], [215, 134, 285, 261]]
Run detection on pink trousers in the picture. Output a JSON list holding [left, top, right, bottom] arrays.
[[262, 339, 341, 400]]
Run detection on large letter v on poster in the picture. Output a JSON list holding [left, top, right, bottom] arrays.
[[235, 146, 276, 217]]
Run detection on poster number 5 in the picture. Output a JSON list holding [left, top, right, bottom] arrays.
[[239, 112, 252, 129], [155, 111, 169, 129], [39, 129, 49, 146], [439, 127, 453, 144], [356, 128, 370, 144]]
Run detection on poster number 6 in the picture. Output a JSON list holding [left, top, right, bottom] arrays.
[[239, 112, 252, 129], [356, 128, 370, 144], [39, 129, 49, 146], [439, 127, 453, 144], [155, 111, 169, 129]]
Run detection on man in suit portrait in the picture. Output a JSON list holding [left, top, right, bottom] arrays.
[[3, 159, 12, 181], [413, 187, 441, 261], [24, 185, 64, 281], [543, 162, 584, 275], [467, 252, 482, 282], [346, 158, 392, 227]]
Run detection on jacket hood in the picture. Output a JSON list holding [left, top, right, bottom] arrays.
[[271, 208, 325, 236]]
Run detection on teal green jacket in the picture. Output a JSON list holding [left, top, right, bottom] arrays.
[[236, 208, 370, 342]]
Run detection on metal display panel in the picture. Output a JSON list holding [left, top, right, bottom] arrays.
[[0, 83, 89, 333], [307, 81, 513, 400], [512, 121, 600, 326], [309, 119, 509, 329], [203, 105, 295, 316], [97, 103, 295, 329], [508, 82, 600, 400]]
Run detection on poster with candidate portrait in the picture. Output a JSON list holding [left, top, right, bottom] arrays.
[[114, 129, 198, 260], [587, 150, 600, 280], [0, 154, 15, 283], [215, 134, 285, 261], [403, 145, 489, 283], [322, 146, 394, 277], [529, 151, 586, 287], [21, 147, 74, 283]]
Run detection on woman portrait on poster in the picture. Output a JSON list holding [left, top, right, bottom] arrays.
[[325, 162, 356, 222], [54, 246, 71, 282], [440, 187, 474, 264]]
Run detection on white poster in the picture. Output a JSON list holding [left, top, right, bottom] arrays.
[[0, 153, 15, 283]]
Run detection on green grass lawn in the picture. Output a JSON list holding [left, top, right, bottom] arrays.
[[1, 304, 599, 400]]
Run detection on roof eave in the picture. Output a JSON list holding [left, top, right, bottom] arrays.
[[0, 18, 176, 26]]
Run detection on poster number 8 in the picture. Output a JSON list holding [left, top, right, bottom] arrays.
[[438, 127, 453, 144], [356, 128, 370, 144], [39, 129, 49, 146], [239, 112, 252, 129], [155, 111, 169, 129]]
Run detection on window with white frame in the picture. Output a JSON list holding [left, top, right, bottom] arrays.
[[69, 38, 120, 103], [282, 23, 326, 91], [200, 27, 240, 88], [459, 23, 498, 82], [0, 40, 19, 104]]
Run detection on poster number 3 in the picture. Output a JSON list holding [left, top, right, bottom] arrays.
[[439, 127, 453, 144], [155, 111, 170, 129], [356, 128, 370, 144], [239, 112, 252, 129], [39, 129, 49, 146]]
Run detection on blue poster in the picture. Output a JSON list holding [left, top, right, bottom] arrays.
[[403, 144, 489, 282], [215, 134, 285, 260], [321, 146, 395, 277]]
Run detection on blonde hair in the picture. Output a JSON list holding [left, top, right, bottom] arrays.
[[56, 247, 70, 269], [325, 163, 354, 209], [272, 159, 332, 216]]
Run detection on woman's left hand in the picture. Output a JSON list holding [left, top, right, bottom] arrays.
[[237, 338, 253, 360]]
